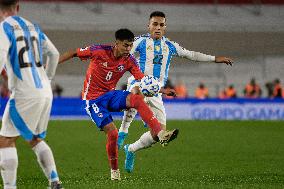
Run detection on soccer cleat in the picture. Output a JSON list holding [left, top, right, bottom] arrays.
[[124, 144, 135, 173], [158, 129, 179, 147], [117, 132, 128, 149], [47, 181, 64, 189], [111, 169, 121, 181]]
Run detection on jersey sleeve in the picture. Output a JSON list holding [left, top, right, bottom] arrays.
[[41, 33, 60, 80], [76, 46, 93, 61], [170, 40, 215, 62], [128, 55, 144, 80], [131, 35, 146, 54]]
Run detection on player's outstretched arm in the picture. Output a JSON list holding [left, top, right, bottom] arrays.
[[59, 49, 77, 64], [215, 56, 233, 66], [172, 41, 233, 66]]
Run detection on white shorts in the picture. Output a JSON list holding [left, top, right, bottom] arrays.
[[0, 97, 52, 141], [127, 76, 166, 126]]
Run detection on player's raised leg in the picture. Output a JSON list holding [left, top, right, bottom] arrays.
[[126, 93, 178, 145], [124, 94, 178, 172]]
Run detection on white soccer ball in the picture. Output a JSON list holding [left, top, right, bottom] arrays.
[[139, 75, 161, 96]]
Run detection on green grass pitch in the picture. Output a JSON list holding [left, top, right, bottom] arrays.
[[1, 120, 284, 189]]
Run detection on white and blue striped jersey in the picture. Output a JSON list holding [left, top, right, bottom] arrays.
[[0, 16, 59, 99], [131, 33, 215, 87]]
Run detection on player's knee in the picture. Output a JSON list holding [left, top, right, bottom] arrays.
[[29, 137, 43, 148], [129, 94, 144, 108], [0, 136, 17, 148]]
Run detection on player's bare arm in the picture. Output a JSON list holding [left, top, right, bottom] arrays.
[[133, 85, 176, 97], [59, 49, 77, 64], [160, 88, 176, 97], [1, 70, 8, 82], [215, 56, 233, 66]]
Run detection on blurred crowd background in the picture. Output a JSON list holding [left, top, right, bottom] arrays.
[[1, 0, 284, 99]]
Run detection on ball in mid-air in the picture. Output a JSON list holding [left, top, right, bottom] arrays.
[[139, 75, 161, 96]]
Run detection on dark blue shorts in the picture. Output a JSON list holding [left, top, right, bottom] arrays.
[[83, 90, 130, 129]]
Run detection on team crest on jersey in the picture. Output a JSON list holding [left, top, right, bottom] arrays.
[[147, 46, 153, 51], [98, 113, 103, 118], [117, 65, 125, 72], [80, 47, 89, 51], [155, 45, 161, 52]]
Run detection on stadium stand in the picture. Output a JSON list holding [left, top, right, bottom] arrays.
[[15, 1, 284, 97]]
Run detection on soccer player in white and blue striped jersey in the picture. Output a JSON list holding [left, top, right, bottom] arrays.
[[119, 11, 233, 173], [0, 1, 63, 188]]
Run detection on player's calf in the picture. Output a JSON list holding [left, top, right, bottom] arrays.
[[128, 94, 162, 135]]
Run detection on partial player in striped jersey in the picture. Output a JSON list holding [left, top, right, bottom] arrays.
[[0, 1, 63, 188], [119, 11, 233, 173]]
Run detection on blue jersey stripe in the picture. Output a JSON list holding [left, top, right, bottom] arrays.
[[164, 41, 177, 85], [35, 131, 46, 139], [3, 22, 22, 80], [9, 99, 34, 141], [138, 39, 147, 73], [34, 23, 43, 67], [13, 16, 43, 88], [153, 39, 162, 78]]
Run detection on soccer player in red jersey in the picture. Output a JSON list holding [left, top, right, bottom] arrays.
[[59, 29, 178, 180]]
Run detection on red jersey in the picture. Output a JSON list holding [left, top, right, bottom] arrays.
[[77, 45, 144, 100]]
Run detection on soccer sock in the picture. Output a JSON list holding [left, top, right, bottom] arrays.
[[119, 108, 137, 133], [106, 129, 118, 170], [0, 147, 18, 189], [32, 141, 59, 182], [129, 94, 161, 135], [128, 131, 156, 153]]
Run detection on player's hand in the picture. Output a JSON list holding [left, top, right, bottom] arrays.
[[215, 56, 233, 66], [160, 88, 177, 97]]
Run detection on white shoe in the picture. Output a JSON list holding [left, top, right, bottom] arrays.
[[111, 169, 121, 181], [158, 129, 179, 147], [47, 181, 64, 189]]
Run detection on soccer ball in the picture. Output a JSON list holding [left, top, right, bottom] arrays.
[[139, 75, 161, 96]]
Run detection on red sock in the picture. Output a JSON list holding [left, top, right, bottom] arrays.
[[106, 129, 118, 170], [129, 94, 162, 135]]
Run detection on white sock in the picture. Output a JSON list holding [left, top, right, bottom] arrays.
[[0, 147, 18, 189], [119, 108, 137, 133], [128, 131, 156, 152], [32, 141, 59, 182]]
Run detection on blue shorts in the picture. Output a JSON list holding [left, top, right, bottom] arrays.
[[83, 90, 130, 130]]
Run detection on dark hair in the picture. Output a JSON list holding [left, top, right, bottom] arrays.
[[149, 11, 166, 19], [115, 28, 134, 42], [0, 0, 19, 9]]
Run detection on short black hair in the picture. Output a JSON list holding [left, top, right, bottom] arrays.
[[0, 0, 19, 9], [115, 28, 134, 42], [149, 11, 166, 19]]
